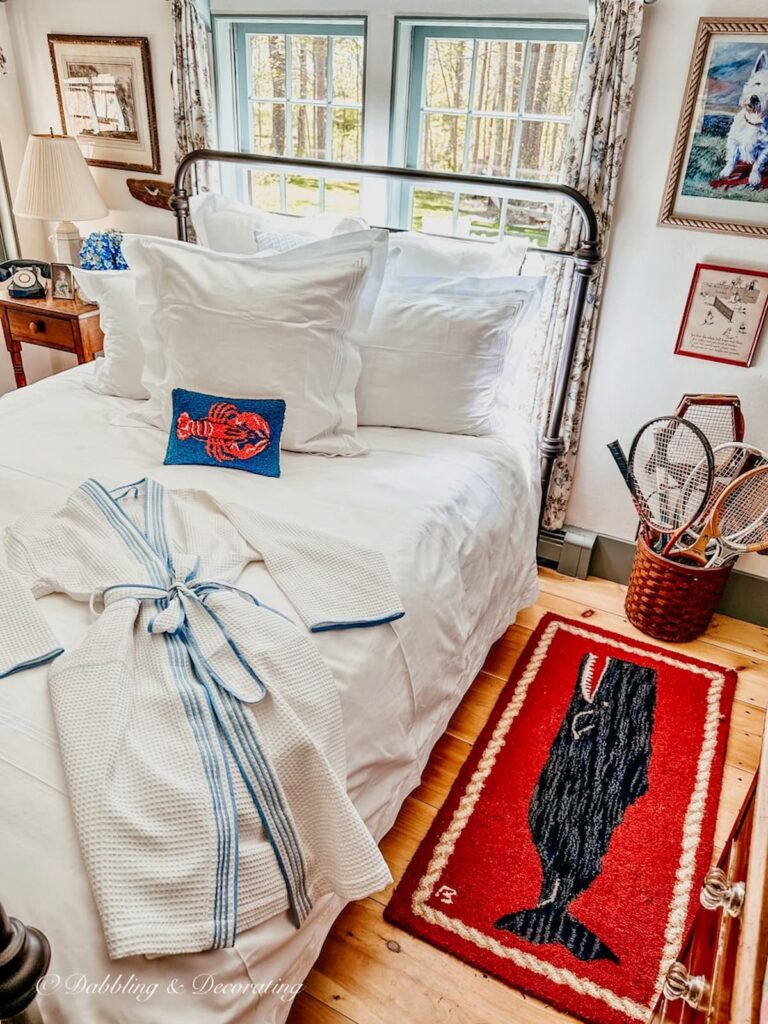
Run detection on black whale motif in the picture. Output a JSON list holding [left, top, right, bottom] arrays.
[[495, 652, 657, 964]]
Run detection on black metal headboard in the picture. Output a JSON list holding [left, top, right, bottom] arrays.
[[171, 149, 602, 525]]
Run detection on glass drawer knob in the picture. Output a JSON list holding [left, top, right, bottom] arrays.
[[663, 961, 708, 1009], [700, 866, 745, 918]]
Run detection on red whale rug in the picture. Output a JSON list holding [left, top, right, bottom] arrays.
[[385, 613, 736, 1024]]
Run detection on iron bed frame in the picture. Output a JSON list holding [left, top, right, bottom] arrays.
[[0, 150, 600, 1024], [170, 149, 602, 524]]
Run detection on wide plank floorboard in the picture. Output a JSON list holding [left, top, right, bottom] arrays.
[[288, 569, 768, 1024]]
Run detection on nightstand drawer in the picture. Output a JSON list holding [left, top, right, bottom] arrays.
[[8, 310, 75, 349]]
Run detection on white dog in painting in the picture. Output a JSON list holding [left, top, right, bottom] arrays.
[[721, 50, 768, 189]]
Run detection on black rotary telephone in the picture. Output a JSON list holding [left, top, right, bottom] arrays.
[[0, 260, 52, 300]]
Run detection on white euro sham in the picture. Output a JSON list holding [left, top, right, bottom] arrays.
[[354, 273, 544, 435], [71, 269, 147, 400], [389, 231, 529, 278], [190, 192, 368, 254], [121, 230, 389, 455]]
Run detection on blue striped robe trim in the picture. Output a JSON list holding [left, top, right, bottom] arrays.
[[141, 480, 238, 945], [82, 480, 236, 947], [140, 479, 311, 923]]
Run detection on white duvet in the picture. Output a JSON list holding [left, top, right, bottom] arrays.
[[0, 365, 539, 1023]]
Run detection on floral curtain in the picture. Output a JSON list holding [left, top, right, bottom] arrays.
[[520, 0, 645, 529], [171, 0, 216, 192]]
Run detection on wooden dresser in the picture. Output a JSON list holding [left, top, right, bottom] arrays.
[[653, 738, 768, 1023], [0, 292, 103, 388]]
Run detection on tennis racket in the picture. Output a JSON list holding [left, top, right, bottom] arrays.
[[675, 394, 745, 448], [665, 442, 767, 556], [627, 416, 714, 548], [677, 466, 768, 567], [607, 439, 659, 547]]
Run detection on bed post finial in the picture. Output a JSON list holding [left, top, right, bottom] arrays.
[[0, 901, 51, 1023], [171, 188, 191, 243]]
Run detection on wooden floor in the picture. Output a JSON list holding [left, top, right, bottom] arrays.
[[288, 569, 768, 1024]]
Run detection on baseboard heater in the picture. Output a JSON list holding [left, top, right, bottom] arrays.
[[537, 526, 597, 579]]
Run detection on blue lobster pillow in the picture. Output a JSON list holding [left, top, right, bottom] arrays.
[[164, 388, 285, 477]]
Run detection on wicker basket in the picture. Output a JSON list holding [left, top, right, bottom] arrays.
[[625, 538, 733, 643]]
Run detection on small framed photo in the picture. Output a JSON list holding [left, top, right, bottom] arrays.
[[48, 34, 160, 174], [660, 18, 768, 238], [50, 263, 75, 302], [675, 263, 768, 367]]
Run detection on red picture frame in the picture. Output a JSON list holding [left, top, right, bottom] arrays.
[[675, 262, 768, 367]]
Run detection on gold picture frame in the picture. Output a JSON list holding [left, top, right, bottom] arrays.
[[48, 34, 161, 174], [659, 17, 768, 238]]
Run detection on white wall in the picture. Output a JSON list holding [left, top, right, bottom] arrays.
[[566, 0, 768, 580], [5, 0, 177, 242], [0, 3, 52, 389]]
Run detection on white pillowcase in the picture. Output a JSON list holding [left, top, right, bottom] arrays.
[[121, 230, 389, 456], [190, 193, 368, 254], [354, 274, 544, 435], [390, 232, 528, 279], [71, 268, 147, 399]]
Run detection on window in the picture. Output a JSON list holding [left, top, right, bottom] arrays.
[[396, 22, 584, 243], [216, 13, 585, 242], [232, 20, 365, 214]]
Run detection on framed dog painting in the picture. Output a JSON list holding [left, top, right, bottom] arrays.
[[660, 18, 768, 238]]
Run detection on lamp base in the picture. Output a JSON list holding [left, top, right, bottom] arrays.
[[51, 221, 82, 265]]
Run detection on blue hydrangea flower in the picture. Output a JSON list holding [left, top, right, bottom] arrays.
[[79, 230, 129, 271]]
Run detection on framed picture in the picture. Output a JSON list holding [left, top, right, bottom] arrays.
[[675, 263, 768, 367], [660, 18, 768, 238], [48, 34, 160, 174], [50, 263, 75, 302]]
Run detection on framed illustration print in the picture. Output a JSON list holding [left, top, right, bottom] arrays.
[[660, 18, 768, 238], [675, 263, 768, 367], [48, 35, 160, 174]]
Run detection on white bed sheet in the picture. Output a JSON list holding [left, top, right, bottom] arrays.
[[0, 364, 539, 1023]]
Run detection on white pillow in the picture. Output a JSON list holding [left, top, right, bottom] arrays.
[[121, 231, 389, 456], [354, 274, 544, 435], [390, 231, 528, 279], [71, 269, 147, 399], [190, 193, 368, 254]]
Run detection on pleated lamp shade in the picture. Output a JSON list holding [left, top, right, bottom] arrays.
[[14, 134, 108, 222], [13, 133, 108, 264]]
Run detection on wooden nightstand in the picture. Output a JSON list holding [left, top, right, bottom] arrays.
[[0, 291, 104, 388]]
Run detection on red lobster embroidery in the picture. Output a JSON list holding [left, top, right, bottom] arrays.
[[176, 403, 271, 462]]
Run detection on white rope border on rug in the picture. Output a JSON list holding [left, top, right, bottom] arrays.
[[410, 619, 728, 1022]]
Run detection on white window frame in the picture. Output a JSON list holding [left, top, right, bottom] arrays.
[[212, 2, 588, 232]]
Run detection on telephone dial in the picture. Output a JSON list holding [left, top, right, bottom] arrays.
[[0, 260, 51, 300]]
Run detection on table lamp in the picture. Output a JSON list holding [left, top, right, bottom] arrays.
[[13, 133, 108, 265]]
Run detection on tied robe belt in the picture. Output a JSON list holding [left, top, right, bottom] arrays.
[[95, 572, 315, 928], [98, 575, 280, 704]]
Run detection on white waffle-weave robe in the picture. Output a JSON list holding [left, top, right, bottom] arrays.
[[4, 478, 401, 958]]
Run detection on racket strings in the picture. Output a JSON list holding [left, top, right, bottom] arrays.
[[716, 470, 768, 549], [629, 419, 711, 532], [680, 404, 738, 450], [684, 444, 753, 528]]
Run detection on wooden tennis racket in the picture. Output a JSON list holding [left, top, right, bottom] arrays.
[[665, 442, 768, 556], [677, 465, 768, 567]]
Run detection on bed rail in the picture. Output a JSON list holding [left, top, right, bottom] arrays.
[[172, 149, 602, 525]]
